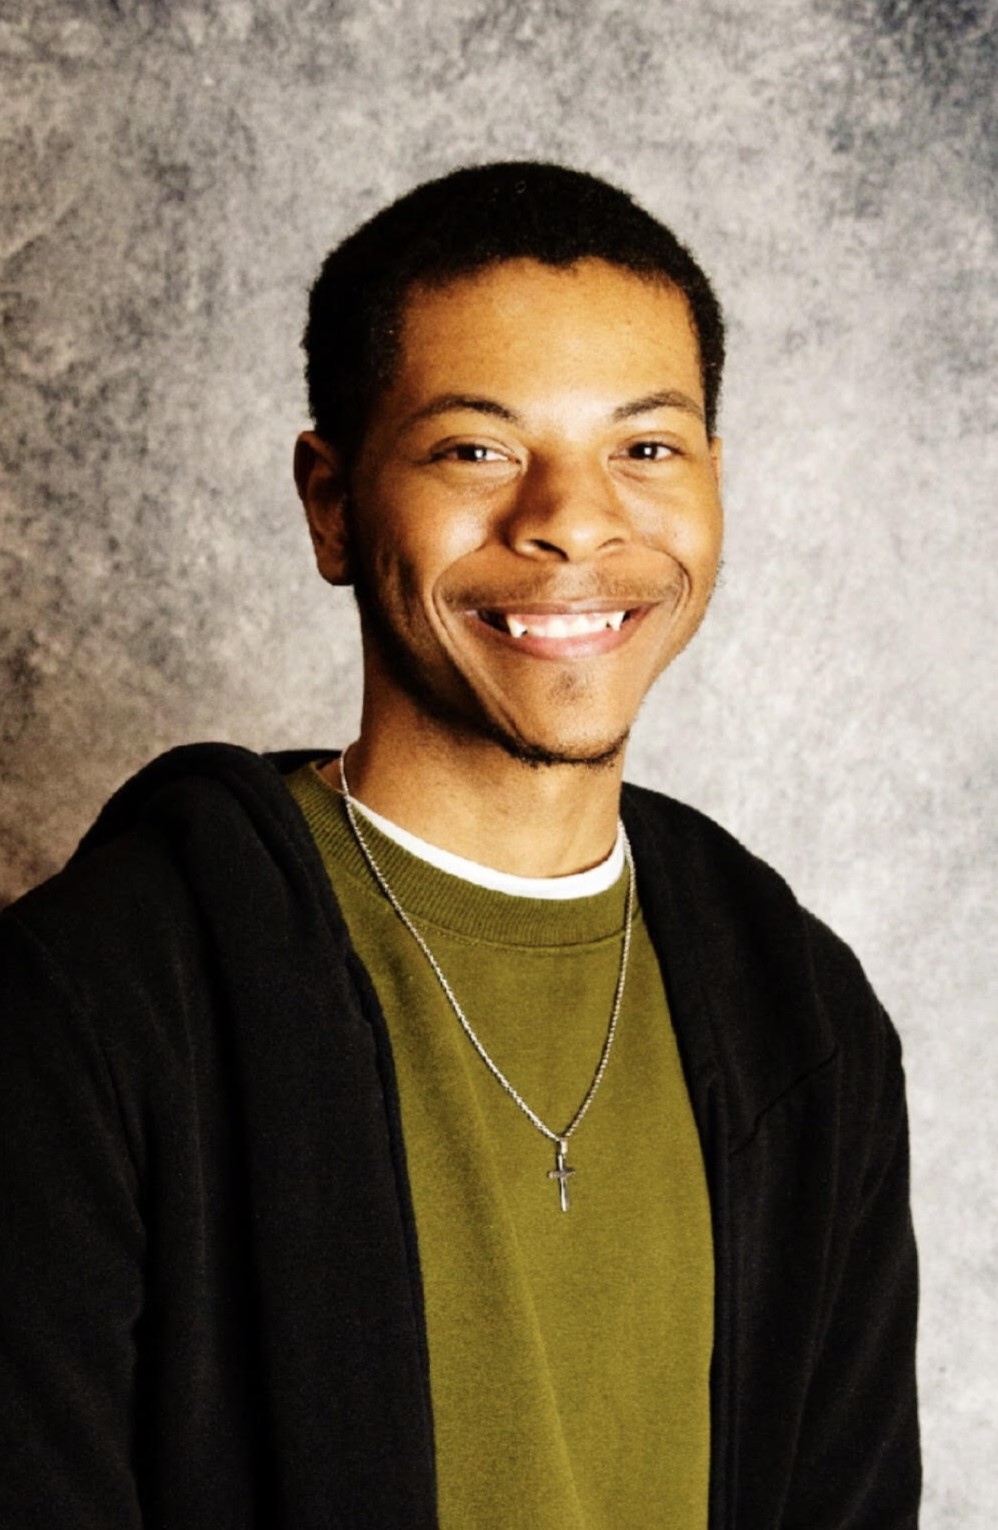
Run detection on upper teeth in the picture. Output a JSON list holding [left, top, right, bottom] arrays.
[[503, 611, 627, 638]]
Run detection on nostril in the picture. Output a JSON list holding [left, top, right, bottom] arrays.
[[525, 538, 571, 559]]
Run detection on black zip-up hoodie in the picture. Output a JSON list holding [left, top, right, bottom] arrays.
[[0, 744, 919, 1528]]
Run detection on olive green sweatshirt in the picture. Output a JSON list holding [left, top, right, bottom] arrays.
[[287, 763, 712, 1530]]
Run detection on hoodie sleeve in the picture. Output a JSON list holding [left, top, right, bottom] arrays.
[[0, 912, 146, 1530], [783, 1013, 921, 1528]]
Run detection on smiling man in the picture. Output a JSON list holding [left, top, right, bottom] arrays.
[[0, 164, 919, 1528], [296, 256, 723, 866]]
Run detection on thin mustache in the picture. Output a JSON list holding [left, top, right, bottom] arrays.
[[452, 578, 682, 610]]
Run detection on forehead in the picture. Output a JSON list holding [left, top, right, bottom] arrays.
[[389, 258, 704, 411]]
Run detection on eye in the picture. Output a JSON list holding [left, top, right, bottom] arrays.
[[432, 442, 509, 463], [622, 440, 675, 462]]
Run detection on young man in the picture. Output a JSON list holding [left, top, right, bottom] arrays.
[[0, 164, 919, 1527]]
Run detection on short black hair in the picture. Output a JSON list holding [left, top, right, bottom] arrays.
[[303, 161, 725, 463]]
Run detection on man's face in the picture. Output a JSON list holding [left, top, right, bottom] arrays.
[[311, 257, 723, 768]]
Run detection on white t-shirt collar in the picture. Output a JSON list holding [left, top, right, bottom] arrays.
[[350, 797, 626, 901]]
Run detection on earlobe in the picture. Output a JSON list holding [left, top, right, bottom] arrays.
[[294, 431, 353, 586]]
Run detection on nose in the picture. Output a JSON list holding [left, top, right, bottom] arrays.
[[504, 458, 629, 562]]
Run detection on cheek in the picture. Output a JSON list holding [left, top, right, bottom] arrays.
[[385, 501, 494, 587], [359, 501, 485, 626], [661, 492, 722, 569]]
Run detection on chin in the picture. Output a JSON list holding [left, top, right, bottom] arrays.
[[484, 721, 631, 772]]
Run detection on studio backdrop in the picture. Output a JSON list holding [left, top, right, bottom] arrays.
[[1, 1, 995, 1523]]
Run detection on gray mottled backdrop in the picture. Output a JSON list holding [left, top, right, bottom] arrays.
[[2, 0, 995, 1518]]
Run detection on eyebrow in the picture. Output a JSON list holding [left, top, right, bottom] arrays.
[[399, 386, 705, 433], [611, 390, 705, 424], [400, 394, 525, 432]]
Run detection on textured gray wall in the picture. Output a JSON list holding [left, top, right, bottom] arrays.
[[2, 0, 995, 1518]]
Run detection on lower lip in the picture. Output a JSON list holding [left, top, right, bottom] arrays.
[[466, 607, 652, 659]]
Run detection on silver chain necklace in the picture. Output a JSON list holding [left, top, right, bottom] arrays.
[[338, 748, 636, 1211]]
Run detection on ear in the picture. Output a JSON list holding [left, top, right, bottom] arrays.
[[708, 436, 723, 493], [294, 431, 353, 586]]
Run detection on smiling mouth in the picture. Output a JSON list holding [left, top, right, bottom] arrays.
[[477, 609, 634, 639]]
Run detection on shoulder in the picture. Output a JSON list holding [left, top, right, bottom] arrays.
[[0, 743, 337, 1039], [621, 777, 866, 982], [621, 780, 902, 1127], [624, 777, 816, 920]]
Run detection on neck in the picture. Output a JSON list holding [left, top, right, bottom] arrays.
[[328, 715, 625, 879]]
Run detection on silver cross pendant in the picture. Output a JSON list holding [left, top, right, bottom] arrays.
[[548, 1139, 576, 1212]]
